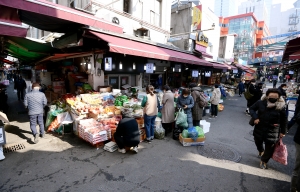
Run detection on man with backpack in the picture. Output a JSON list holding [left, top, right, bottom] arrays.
[[191, 85, 207, 126]]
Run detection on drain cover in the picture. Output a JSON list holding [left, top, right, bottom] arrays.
[[198, 142, 241, 163], [3, 143, 26, 153]]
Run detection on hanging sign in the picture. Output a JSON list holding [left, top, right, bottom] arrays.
[[232, 69, 238, 74], [0, 126, 6, 145], [205, 71, 211, 77], [104, 57, 112, 71], [174, 64, 181, 72], [192, 70, 199, 77], [146, 63, 154, 73]]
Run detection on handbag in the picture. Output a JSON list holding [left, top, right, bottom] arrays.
[[176, 108, 188, 128], [244, 86, 253, 100], [272, 138, 288, 165]]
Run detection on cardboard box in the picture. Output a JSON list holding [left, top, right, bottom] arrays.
[[179, 134, 205, 146]]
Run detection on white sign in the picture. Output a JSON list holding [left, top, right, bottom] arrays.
[[104, 57, 112, 71], [146, 63, 154, 73], [232, 69, 238, 74], [205, 71, 211, 77], [0, 127, 4, 144], [289, 70, 294, 75], [192, 70, 199, 77], [167, 34, 189, 42]]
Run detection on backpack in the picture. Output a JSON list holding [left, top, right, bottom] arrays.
[[198, 93, 208, 108]]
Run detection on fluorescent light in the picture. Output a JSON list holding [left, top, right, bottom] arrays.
[[88, 64, 91, 69], [179, 68, 181, 72], [154, 65, 156, 70], [119, 62, 123, 69], [133, 63, 136, 70], [144, 65, 146, 70], [173, 67, 175, 72]]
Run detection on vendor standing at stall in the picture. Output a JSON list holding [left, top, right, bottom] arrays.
[[177, 88, 194, 128], [161, 85, 175, 136], [114, 118, 140, 154]]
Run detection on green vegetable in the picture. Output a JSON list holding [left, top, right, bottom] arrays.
[[182, 129, 188, 138]]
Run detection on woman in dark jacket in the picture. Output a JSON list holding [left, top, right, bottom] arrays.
[[177, 88, 194, 128], [246, 79, 260, 114], [250, 88, 287, 169]]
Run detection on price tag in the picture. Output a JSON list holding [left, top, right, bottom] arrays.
[[99, 130, 107, 135]]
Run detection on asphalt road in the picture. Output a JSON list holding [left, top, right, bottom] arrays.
[[0, 83, 298, 192]]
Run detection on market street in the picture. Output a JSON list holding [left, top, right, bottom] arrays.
[[0, 83, 296, 192]]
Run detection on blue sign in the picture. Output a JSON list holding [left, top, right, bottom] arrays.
[[262, 31, 300, 40], [248, 56, 282, 65]]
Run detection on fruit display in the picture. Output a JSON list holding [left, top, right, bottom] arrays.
[[81, 93, 102, 105]]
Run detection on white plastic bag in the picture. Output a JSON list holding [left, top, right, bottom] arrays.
[[154, 126, 165, 139]]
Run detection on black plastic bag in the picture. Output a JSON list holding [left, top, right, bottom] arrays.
[[173, 125, 183, 140]]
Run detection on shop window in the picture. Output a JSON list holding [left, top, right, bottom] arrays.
[[134, 28, 150, 40], [150, 0, 161, 27], [123, 0, 130, 14]]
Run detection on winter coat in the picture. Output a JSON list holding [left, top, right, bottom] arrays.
[[161, 90, 175, 123], [238, 82, 245, 92], [247, 83, 260, 107], [191, 87, 205, 121], [15, 78, 26, 90], [278, 87, 287, 98], [210, 87, 221, 105], [177, 94, 194, 128], [249, 95, 287, 144]]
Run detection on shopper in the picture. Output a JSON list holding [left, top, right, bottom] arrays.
[[141, 85, 158, 143], [238, 80, 245, 97], [114, 118, 140, 154], [249, 88, 287, 169], [273, 77, 278, 88], [161, 85, 175, 136], [290, 112, 300, 192], [191, 85, 206, 126], [24, 83, 47, 144], [246, 79, 259, 115], [16, 75, 27, 101], [278, 83, 287, 98], [177, 88, 194, 128], [210, 84, 221, 118]]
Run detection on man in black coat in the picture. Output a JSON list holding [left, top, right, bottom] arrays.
[[15, 76, 27, 101], [246, 79, 260, 114], [114, 118, 140, 154], [250, 88, 287, 169], [278, 84, 287, 98]]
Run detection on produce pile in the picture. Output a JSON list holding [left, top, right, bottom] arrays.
[[122, 103, 143, 117], [182, 126, 205, 141]]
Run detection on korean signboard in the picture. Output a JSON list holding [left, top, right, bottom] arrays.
[[104, 57, 112, 71], [192, 5, 202, 31], [195, 32, 208, 47], [192, 70, 199, 77], [145, 63, 154, 73]]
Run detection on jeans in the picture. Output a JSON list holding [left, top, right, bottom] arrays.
[[29, 114, 45, 136], [291, 142, 300, 191], [254, 137, 275, 163], [144, 114, 156, 140], [211, 104, 218, 116]]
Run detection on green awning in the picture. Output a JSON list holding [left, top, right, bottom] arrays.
[[5, 36, 59, 64]]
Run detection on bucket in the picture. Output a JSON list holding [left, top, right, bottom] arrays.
[[205, 109, 210, 114], [200, 120, 210, 134]]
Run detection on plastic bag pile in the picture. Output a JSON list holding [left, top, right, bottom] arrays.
[[182, 126, 205, 141]]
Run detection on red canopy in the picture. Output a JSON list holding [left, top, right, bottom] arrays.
[[209, 62, 228, 70], [0, 57, 14, 64], [282, 37, 300, 61], [289, 50, 300, 60], [0, 0, 122, 33], [88, 31, 213, 66]]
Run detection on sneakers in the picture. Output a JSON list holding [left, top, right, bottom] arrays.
[[40, 133, 45, 138], [118, 148, 126, 154], [131, 146, 138, 153], [258, 151, 264, 158], [144, 139, 152, 143], [260, 161, 268, 169], [34, 134, 39, 144]]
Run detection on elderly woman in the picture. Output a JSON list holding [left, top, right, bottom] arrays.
[[250, 88, 287, 169], [177, 88, 194, 128], [161, 85, 175, 136], [191, 85, 206, 126]]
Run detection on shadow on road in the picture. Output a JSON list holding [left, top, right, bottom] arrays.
[[4, 124, 34, 144]]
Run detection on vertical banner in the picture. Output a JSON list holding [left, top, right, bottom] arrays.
[[192, 5, 202, 31]]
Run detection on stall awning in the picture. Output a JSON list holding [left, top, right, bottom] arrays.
[[289, 50, 300, 60], [223, 63, 237, 70], [88, 31, 212, 66], [282, 37, 300, 61], [0, 0, 122, 33], [0, 57, 14, 64], [210, 62, 228, 70], [0, 5, 28, 37]]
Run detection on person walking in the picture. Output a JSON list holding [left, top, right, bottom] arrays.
[[24, 83, 47, 144], [246, 79, 259, 115], [273, 76, 278, 88], [278, 84, 287, 98], [161, 85, 175, 136], [141, 85, 158, 143], [290, 112, 300, 192], [249, 88, 287, 169], [210, 84, 221, 118], [191, 85, 206, 126], [114, 118, 140, 154], [238, 80, 245, 97], [16, 75, 27, 101], [177, 88, 194, 128]]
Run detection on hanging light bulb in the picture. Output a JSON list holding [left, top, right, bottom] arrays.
[[154, 65, 156, 71], [173, 67, 175, 72], [133, 63, 136, 70], [119, 62, 123, 69], [179, 68, 181, 72], [144, 65, 146, 70]]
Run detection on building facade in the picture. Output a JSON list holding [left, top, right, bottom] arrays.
[[214, 0, 239, 17], [220, 13, 272, 62], [170, 2, 220, 60]]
